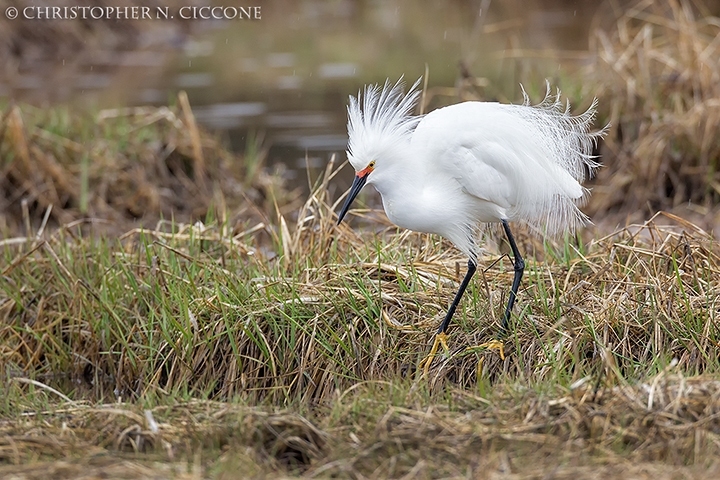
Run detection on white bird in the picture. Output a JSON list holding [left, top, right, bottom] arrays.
[[336, 78, 605, 370]]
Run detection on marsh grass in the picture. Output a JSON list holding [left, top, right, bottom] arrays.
[[3, 2, 720, 475], [587, 0, 720, 217], [2, 149, 720, 476], [0, 97, 300, 239]]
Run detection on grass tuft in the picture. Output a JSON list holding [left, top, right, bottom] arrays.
[[587, 0, 720, 217], [2, 154, 718, 410]]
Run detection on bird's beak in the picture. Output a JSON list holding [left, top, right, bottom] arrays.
[[337, 169, 370, 225]]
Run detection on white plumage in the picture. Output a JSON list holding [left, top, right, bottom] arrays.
[[345, 78, 603, 260], [337, 77, 606, 361]]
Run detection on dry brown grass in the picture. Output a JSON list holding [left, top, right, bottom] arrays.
[[587, 0, 720, 219], [3, 372, 720, 478], [2, 146, 719, 476], [0, 96, 300, 238], [2, 162, 719, 403]]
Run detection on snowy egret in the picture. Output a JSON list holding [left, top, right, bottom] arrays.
[[337, 78, 604, 371]]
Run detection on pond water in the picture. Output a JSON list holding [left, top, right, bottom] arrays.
[[0, 0, 604, 192]]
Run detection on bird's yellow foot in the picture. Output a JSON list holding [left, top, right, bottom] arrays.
[[466, 339, 505, 377], [419, 332, 450, 374], [464, 339, 505, 360]]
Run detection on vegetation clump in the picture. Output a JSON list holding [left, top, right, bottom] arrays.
[[587, 0, 720, 217]]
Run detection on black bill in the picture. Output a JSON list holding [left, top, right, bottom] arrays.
[[337, 173, 369, 224]]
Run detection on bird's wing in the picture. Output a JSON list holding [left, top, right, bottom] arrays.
[[410, 97, 596, 233], [443, 141, 517, 209], [412, 103, 523, 211], [413, 101, 584, 212]]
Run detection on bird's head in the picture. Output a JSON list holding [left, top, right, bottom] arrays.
[[336, 77, 422, 225]]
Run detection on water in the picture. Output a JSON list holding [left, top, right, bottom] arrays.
[[0, 0, 602, 191]]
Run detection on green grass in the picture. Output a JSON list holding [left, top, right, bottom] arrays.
[[4, 158, 720, 393], [2, 157, 720, 479]]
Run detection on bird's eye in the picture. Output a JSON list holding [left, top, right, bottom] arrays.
[[369, 161, 376, 168]]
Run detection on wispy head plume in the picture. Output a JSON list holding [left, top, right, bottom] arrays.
[[347, 77, 422, 169]]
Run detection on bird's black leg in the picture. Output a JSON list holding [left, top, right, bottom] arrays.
[[501, 219, 524, 332], [437, 259, 477, 335], [421, 255, 507, 374]]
